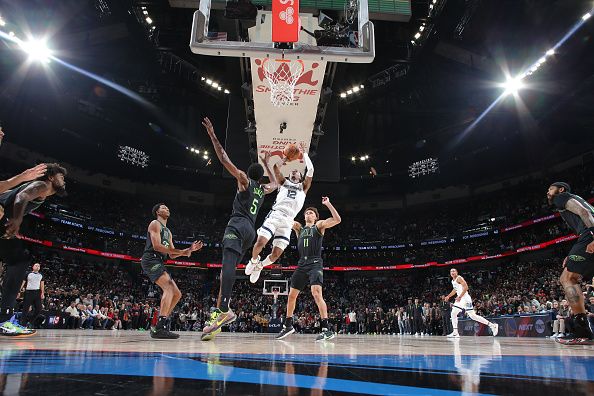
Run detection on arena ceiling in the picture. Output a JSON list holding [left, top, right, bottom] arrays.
[[0, 0, 593, 193]]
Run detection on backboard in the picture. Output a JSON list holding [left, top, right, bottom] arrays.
[[190, 0, 375, 62]]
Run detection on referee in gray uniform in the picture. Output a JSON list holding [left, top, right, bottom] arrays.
[[19, 263, 44, 328]]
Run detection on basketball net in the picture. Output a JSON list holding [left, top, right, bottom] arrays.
[[262, 58, 305, 107]]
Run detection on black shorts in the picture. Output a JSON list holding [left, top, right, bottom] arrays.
[[222, 217, 256, 255], [0, 236, 30, 263], [140, 253, 168, 283], [566, 233, 594, 279], [290, 259, 324, 291]]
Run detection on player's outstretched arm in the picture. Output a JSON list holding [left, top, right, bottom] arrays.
[[302, 152, 314, 193], [273, 163, 286, 186], [148, 221, 198, 259], [259, 151, 277, 194], [317, 197, 341, 232], [0, 164, 47, 194], [202, 117, 249, 189]]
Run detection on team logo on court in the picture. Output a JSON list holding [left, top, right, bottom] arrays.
[[569, 255, 586, 261], [535, 319, 545, 334]]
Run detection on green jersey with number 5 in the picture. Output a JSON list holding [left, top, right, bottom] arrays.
[[230, 179, 265, 228]]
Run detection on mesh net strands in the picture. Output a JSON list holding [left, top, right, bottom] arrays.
[[262, 58, 305, 107]]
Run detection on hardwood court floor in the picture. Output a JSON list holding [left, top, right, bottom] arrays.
[[0, 330, 593, 395]]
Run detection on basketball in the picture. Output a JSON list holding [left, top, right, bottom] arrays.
[[283, 143, 300, 161]]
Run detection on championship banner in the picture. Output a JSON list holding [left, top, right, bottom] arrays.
[[250, 57, 327, 175], [459, 314, 551, 337]]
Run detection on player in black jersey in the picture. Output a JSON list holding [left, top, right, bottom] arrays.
[[0, 163, 66, 336], [141, 203, 203, 339], [547, 182, 594, 345], [201, 117, 277, 341], [276, 196, 341, 341]]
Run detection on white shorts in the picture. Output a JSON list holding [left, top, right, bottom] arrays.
[[257, 210, 293, 249], [453, 294, 473, 311]]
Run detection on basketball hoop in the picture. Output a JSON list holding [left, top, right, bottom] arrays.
[[262, 58, 305, 107]]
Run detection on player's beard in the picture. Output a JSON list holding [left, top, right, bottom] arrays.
[[54, 184, 68, 197]]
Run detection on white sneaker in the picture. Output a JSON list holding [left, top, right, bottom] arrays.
[[245, 256, 260, 276], [447, 331, 460, 338], [489, 323, 499, 336], [249, 262, 264, 283]]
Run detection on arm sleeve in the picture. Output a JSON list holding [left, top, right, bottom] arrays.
[[303, 153, 314, 177], [553, 192, 571, 210]]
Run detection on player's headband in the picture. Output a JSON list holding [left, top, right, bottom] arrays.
[[551, 182, 571, 193]]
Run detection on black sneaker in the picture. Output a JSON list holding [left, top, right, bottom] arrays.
[[276, 325, 295, 340], [315, 330, 335, 342], [150, 326, 180, 339]]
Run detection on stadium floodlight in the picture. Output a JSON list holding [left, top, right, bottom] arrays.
[[224, 89, 230, 94], [414, 32, 421, 39], [582, 13, 591, 21], [352, 86, 360, 93], [145, 17, 153, 24], [18, 38, 52, 63], [340, 93, 347, 98], [546, 49, 555, 56], [118, 146, 149, 168], [502, 76, 524, 96]]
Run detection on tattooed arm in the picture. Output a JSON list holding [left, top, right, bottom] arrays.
[[4, 181, 49, 238], [565, 198, 594, 253]]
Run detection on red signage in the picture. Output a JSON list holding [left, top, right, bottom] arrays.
[[272, 0, 300, 43]]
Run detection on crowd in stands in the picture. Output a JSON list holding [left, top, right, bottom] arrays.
[[2, 158, 594, 336], [13, 248, 594, 337]]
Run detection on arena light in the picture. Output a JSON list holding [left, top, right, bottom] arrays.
[[347, 89, 353, 94], [351, 156, 356, 161], [118, 146, 149, 168], [360, 156, 366, 161], [145, 17, 153, 24], [352, 86, 360, 93], [143, 10, 149, 15], [414, 32, 421, 39], [502, 76, 524, 96], [546, 49, 555, 56], [340, 93, 347, 98], [212, 82, 219, 88], [582, 12, 591, 21], [206, 79, 212, 85], [409, 158, 439, 179], [224, 89, 230, 94], [18, 38, 52, 63], [360, 84, 364, 89], [0, 16, 5, 27]]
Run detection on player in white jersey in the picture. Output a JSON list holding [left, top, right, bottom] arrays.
[[443, 268, 498, 338], [246, 149, 314, 283]]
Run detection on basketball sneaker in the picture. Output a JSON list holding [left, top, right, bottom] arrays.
[[555, 336, 594, 346], [315, 330, 336, 342], [245, 256, 260, 276], [150, 326, 179, 339], [201, 308, 237, 341], [446, 331, 460, 338], [489, 323, 499, 336], [249, 262, 265, 283], [0, 321, 36, 337], [276, 325, 296, 340]]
